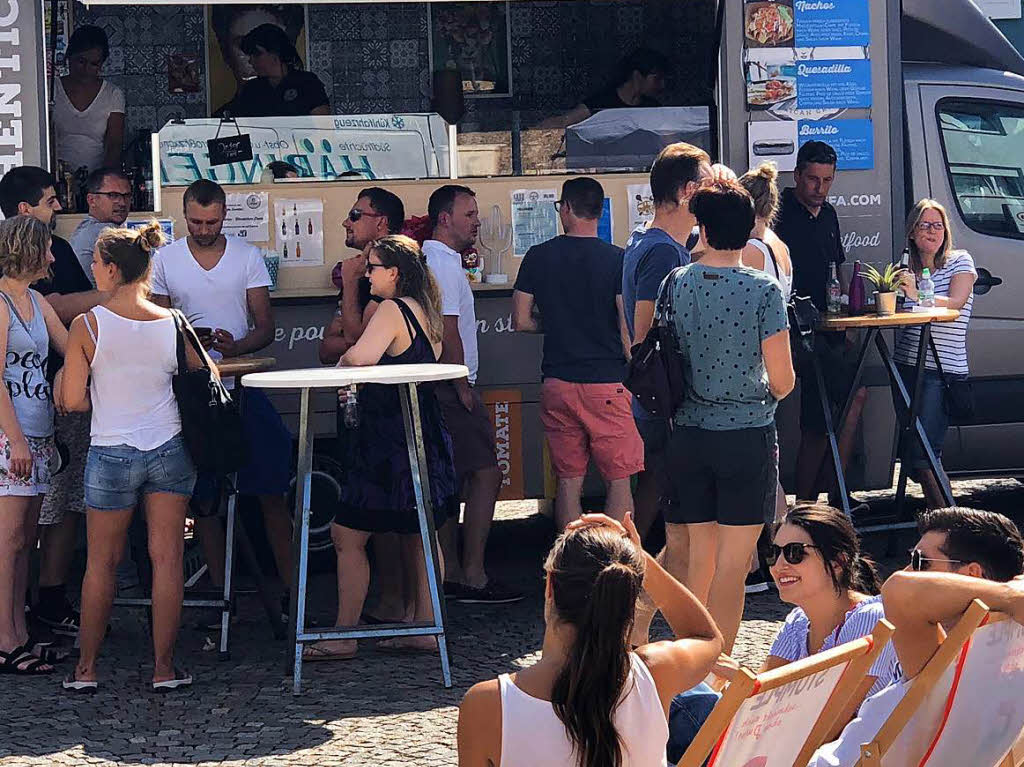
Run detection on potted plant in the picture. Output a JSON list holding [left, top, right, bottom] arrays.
[[859, 262, 909, 316]]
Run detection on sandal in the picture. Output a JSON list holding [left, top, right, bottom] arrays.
[[302, 642, 358, 662], [62, 669, 98, 693], [152, 668, 192, 692], [0, 644, 56, 675]]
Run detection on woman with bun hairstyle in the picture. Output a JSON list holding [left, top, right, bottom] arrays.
[[459, 512, 722, 767], [739, 161, 794, 297], [60, 222, 205, 692]]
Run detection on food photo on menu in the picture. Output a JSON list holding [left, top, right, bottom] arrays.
[[744, 0, 795, 48]]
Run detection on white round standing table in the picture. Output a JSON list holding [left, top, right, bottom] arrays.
[[242, 363, 468, 694]]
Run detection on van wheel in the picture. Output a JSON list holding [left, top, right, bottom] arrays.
[[287, 450, 344, 572]]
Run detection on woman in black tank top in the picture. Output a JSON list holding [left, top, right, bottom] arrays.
[[305, 235, 458, 662]]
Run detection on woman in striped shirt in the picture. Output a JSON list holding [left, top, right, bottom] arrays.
[[895, 200, 977, 509], [666, 505, 898, 761]]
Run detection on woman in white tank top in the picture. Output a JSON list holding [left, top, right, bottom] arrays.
[[740, 162, 794, 299], [59, 223, 205, 693], [458, 513, 723, 767]]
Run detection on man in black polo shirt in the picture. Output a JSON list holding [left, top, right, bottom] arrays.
[[775, 141, 868, 507], [0, 166, 107, 638]]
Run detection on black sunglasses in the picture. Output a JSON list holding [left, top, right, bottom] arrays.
[[765, 542, 820, 566], [908, 549, 963, 572], [364, 261, 388, 274], [347, 208, 386, 222]]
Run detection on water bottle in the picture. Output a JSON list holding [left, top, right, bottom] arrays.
[[918, 268, 936, 308], [343, 384, 359, 429], [848, 261, 866, 316], [827, 262, 842, 315], [896, 247, 911, 311]]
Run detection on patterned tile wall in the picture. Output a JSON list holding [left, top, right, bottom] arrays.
[[74, 2, 208, 146], [76, 1, 716, 135]]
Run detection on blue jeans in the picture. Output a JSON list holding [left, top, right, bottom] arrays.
[[667, 683, 721, 765], [895, 365, 962, 469]]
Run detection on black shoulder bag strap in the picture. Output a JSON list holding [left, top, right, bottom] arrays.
[[170, 309, 215, 375]]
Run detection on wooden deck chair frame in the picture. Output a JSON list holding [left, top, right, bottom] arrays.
[[678, 619, 895, 767], [855, 599, 990, 767]]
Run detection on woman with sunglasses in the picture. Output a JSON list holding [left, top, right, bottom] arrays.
[[666, 504, 897, 762], [303, 235, 458, 662], [894, 200, 977, 509]]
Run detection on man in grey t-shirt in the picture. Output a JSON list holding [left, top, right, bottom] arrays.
[[69, 168, 131, 285]]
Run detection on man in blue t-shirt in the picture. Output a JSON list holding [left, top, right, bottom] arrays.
[[513, 177, 643, 530], [622, 141, 711, 644]]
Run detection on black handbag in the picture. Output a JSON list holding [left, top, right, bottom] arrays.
[[623, 267, 687, 419], [170, 310, 248, 475]]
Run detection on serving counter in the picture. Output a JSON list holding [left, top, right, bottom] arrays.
[[54, 172, 648, 501]]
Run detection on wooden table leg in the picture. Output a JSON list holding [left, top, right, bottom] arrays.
[[398, 383, 452, 688]]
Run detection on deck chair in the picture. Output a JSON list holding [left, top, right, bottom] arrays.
[[678, 619, 895, 767], [854, 599, 997, 766], [859, 603, 1024, 767]]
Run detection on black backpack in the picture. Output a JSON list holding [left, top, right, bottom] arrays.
[[623, 267, 687, 419]]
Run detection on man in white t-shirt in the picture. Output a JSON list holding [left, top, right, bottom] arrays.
[[422, 185, 520, 605], [811, 507, 1024, 766], [150, 179, 293, 625]]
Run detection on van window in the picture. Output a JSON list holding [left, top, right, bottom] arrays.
[[938, 100, 1024, 239]]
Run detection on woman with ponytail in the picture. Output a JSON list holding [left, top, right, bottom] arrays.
[[739, 161, 793, 297], [60, 222, 204, 692], [459, 512, 723, 767], [304, 234, 458, 662]]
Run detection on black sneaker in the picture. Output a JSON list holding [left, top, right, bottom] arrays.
[[745, 571, 769, 595], [34, 605, 80, 637], [443, 581, 468, 600], [454, 580, 523, 605]]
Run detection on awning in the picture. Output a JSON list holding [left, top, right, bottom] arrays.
[[81, 0, 557, 4]]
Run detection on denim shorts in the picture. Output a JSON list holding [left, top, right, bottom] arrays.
[[85, 434, 197, 511]]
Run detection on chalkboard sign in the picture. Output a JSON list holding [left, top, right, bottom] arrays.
[[207, 133, 253, 167]]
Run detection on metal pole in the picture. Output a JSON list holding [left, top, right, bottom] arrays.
[[812, 343, 850, 517], [219, 480, 236, 659], [447, 123, 459, 179], [399, 383, 452, 688], [289, 388, 314, 695]]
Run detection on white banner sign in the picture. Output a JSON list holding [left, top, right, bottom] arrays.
[[159, 114, 450, 186], [225, 192, 269, 242]]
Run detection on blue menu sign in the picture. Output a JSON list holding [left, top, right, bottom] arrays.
[[798, 119, 873, 170], [796, 60, 871, 110], [794, 0, 870, 48], [597, 198, 613, 243]]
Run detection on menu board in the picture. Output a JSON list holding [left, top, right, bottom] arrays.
[[744, 0, 873, 170]]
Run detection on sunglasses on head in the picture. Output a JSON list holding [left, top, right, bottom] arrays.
[[347, 208, 386, 223], [908, 549, 963, 572], [765, 542, 819, 566]]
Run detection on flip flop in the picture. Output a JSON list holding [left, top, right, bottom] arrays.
[[62, 669, 98, 693], [302, 643, 357, 662], [0, 644, 55, 675], [152, 668, 192, 692]]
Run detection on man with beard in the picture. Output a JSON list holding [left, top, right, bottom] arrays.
[[319, 188, 412, 625], [150, 179, 293, 626]]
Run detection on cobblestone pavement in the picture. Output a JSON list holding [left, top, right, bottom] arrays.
[[1, 478, 1020, 766]]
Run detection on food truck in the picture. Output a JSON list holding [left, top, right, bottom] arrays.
[[6, 0, 1024, 546]]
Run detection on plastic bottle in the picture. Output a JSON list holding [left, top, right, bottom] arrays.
[[919, 268, 936, 308], [343, 385, 359, 429], [827, 262, 842, 315]]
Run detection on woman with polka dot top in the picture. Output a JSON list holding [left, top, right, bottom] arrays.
[[663, 179, 796, 653]]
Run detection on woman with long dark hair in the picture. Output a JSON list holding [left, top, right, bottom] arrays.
[[221, 23, 330, 117], [666, 504, 897, 760], [458, 512, 722, 767], [303, 235, 458, 661]]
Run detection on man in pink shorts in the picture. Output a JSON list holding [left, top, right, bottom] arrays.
[[513, 177, 643, 529]]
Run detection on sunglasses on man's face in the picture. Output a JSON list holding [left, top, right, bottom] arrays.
[[347, 208, 386, 223], [765, 542, 819, 567], [908, 549, 962, 572]]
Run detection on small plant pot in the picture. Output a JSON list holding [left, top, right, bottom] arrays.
[[875, 291, 897, 316]]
